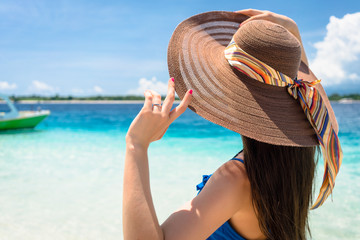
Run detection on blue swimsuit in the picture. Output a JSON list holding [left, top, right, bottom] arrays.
[[196, 152, 247, 240]]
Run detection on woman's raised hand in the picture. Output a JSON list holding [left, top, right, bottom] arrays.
[[236, 9, 299, 38], [125, 78, 192, 149], [236, 9, 309, 66]]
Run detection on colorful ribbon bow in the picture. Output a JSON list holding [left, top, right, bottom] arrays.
[[224, 39, 343, 209]]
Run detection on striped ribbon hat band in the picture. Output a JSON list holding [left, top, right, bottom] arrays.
[[224, 39, 343, 209]]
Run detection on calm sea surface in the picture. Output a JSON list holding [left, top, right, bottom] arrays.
[[0, 102, 359, 240]]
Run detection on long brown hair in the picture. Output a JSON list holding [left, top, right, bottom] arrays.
[[242, 135, 319, 240]]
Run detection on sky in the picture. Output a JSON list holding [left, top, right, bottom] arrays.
[[0, 0, 359, 96]]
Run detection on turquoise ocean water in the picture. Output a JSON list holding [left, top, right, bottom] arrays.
[[0, 102, 359, 240]]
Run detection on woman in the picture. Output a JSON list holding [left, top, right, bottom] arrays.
[[123, 9, 342, 240]]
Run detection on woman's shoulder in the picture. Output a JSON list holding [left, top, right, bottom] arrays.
[[213, 159, 249, 186], [213, 150, 247, 183], [206, 157, 251, 209]]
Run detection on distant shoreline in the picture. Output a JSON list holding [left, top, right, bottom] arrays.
[[8, 100, 182, 104], [334, 99, 360, 103], [4, 93, 360, 103]]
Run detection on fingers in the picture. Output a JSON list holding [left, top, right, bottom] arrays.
[[148, 90, 162, 112], [169, 89, 193, 121], [143, 90, 153, 111], [235, 9, 276, 28], [142, 78, 192, 123], [235, 9, 265, 16], [162, 77, 175, 114], [240, 13, 272, 27]]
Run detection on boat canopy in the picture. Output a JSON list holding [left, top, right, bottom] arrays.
[[0, 93, 19, 119]]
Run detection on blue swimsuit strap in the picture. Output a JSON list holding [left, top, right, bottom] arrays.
[[230, 150, 244, 164], [196, 152, 245, 193], [230, 157, 244, 164]]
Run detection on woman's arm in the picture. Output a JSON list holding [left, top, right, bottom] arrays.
[[161, 160, 250, 240], [123, 78, 192, 239], [236, 9, 309, 66], [122, 79, 249, 240], [123, 143, 162, 239], [123, 142, 249, 240]]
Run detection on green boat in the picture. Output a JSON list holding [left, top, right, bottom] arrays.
[[0, 94, 50, 131]]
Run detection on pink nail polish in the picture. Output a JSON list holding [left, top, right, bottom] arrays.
[[189, 89, 193, 94], [171, 77, 174, 82]]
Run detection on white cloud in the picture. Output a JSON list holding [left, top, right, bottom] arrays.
[[310, 12, 360, 86], [70, 86, 105, 95], [0, 81, 17, 90], [349, 73, 359, 80], [127, 77, 168, 95], [93, 85, 104, 94], [28, 80, 56, 94]]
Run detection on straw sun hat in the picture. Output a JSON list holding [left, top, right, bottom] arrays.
[[168, 11, 343, 208], [167, 11, 338, 147]]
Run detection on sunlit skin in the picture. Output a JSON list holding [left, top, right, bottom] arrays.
[[122, 9, 309, 240]]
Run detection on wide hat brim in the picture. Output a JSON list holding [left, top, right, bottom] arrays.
[[168, 11, 338, 146]]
